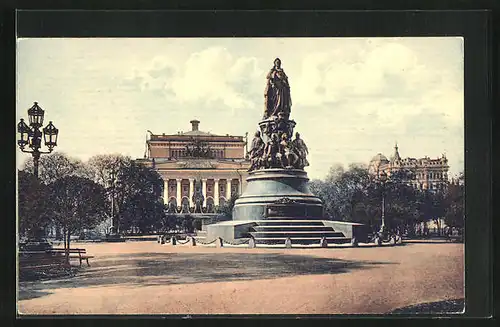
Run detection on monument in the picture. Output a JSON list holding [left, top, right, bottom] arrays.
[[233, 58, 323, 221], [203, 58, 368, 246]]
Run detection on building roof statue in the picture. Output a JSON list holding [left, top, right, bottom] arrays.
[[391, 142, 401, 163]]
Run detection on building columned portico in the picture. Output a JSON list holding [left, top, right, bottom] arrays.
[[136, 120, 250, 214], [160, 176, 243, 213]]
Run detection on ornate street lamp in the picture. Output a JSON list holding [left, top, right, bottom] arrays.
[[17, 102, 59, 178]]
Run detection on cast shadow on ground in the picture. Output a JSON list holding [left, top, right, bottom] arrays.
[[18, 252, 395, 301], [17, 289, 52, 301]]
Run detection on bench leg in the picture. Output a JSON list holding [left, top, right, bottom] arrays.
[[86, 258, 91, 267], [79, 258, 82, 267]]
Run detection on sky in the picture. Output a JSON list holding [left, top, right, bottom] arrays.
[[16, 37, 464, 180]]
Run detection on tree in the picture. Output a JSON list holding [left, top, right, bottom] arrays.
[[17, 170, 52, 239], [216, 193, 239, 220], [444, 173, 464, 229], [181, 215, 195, 233], [310, 163, 375, 222], [309, 179, 341, 220], [311, 163, 425, 233], [21, 152, 93, 239], [160, 212, 182, 233], [113, 161, 165, 234], [414, 189, 446, 235], [86, 154, 132, 233], [381, 170, 421, 231], [49, 176, 107, 258], [87, 155, 166, 235], [22, 152, 92, 185], [86, 154, 130, 187]]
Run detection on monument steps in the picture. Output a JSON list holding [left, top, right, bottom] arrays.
[[254, 220, 326, 226], [248, 219, 352, 245], [252, 236, 351, 245], [252, 225, 334, 231], [264, 216, 324, 220], [250, 231, 344, 238]]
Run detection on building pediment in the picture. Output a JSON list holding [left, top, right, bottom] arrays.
[[177, 160, 216, 169], [214, 160, 250, 169]]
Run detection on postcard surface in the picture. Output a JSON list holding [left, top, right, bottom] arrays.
[[16, 37, 464, 315]]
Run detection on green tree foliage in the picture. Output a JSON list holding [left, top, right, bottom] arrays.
[[87, 154, 166, 234], [216, 193, 239, 221], [375, 168, 421, 230], [49, 176, 107, 252], [310, 163, 374, 222], [17, 170, 52, 238], [181, 215, 195, 233], [22, 152, 91, 185], [112, 161, 165, 234], [310, 163, 455, 233], [86, 154, 130, 187], [414, 189, 446, 233], [444, 173, 464, 229], [86, 154, 131, 233]]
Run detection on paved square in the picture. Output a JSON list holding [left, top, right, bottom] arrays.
[[18, 241, 464, 315]]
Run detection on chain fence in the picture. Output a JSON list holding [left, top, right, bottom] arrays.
[[193, 237, 218, 245], [221, 238, 252, 246], [176, 238, 192, 245], [159, 234, 403, 248]]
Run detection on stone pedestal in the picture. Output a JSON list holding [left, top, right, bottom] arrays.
[[232, 168, 323, 221]]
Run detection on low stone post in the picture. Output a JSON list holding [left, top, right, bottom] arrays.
[[351, 237, 359, 247], [171, 236, 177, 245], [160, 236, 165, 245], [216, 237, 224, 248], [248, 238, 256, 248], [320, 237, 328, 248], [284, 237, 292, 248]]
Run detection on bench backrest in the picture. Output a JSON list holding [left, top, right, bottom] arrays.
[[50, 248, 87, 254]]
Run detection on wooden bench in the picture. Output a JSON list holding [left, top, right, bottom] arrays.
[[49, 248, 94, 267]]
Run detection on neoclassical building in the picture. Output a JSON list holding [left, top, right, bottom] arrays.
[[368, 143, 450, 191], [136, 120, 251, 213]]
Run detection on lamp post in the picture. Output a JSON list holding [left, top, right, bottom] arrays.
[[378, 171, 388, 233], [17, 102, 59, 178], [110, 169, 118, 235]]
